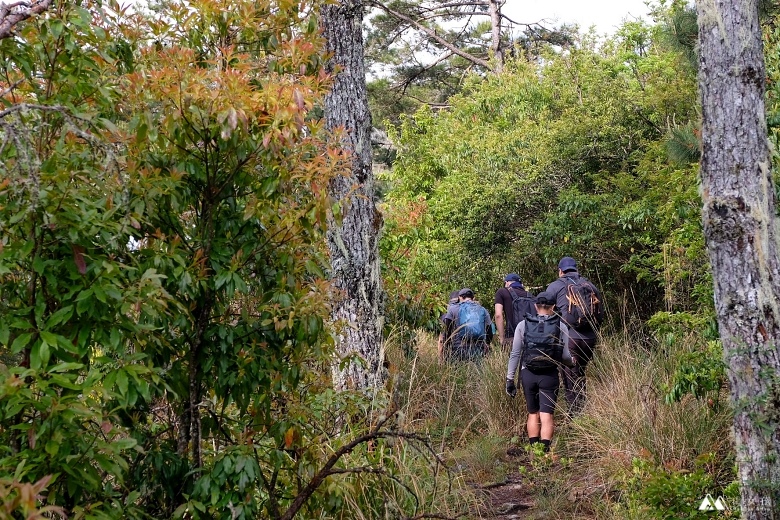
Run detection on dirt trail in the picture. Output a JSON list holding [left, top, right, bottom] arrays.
[[473, 449, 535, 520], [479, 475, 534, 519]]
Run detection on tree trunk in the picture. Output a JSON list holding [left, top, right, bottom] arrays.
[[488, 0, 503, 72], [697, 0, 780, 516], [321, 0, 386, 391]]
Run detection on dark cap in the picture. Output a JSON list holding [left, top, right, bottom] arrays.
[[558, 256, 577, 272], [448, 290, 460, 304], [535, 291, 557, 306], [458, 288, 474, 298], [504, 273, 521, 283]]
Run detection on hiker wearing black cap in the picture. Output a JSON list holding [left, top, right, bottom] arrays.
[[494, 273, 535, 352], [505, 291, 574, 452], [441, 288, 494, 362], [544, 256, 604, 416]]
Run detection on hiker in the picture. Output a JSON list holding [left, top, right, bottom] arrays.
[[441, 288, 494, 362], [505, 291, 573, 452], [438, 290, 461, 363], [544, 256, 604, 416], [494, 273, 535, 352]]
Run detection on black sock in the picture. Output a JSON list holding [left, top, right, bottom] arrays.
[[541, 439, 551, 452], [529, 436, 540, 445]]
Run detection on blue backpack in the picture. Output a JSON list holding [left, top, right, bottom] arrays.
[[457, 301, 487, 341]]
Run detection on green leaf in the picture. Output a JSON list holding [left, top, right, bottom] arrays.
[[0, 320, 9, 345], [46, 306, 74, 328], [40, 330, 58, 347], [116, 370, 128, 395], [11, 333, 33, 354], [48, 362, 84, 373], [30, 340, 50, 370], [113, 437, 137, 450]]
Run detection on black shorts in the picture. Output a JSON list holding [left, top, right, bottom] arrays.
[[520, 368, 560, 414]]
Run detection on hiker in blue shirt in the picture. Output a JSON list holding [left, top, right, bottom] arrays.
[[441, 288, 493, 362], [505, 291, 574, 452]]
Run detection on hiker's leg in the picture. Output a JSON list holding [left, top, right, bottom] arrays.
[[560, 363, 577, 410], [521, 369, 541, 441], [538, 371, 559, 443], [527, 412, 541, 439], [566, 338, 594, 415], [539, 412, 554, 442]]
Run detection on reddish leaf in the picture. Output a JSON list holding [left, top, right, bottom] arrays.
[[72, 245, 87, 274]]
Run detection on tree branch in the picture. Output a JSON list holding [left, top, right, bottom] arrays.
[[278, 414, 449, 520], [0, 78, 24, 98], [0, 0, 53, 40], [368, 0, 491, 70]]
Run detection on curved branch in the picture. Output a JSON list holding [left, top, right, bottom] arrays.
[[278, 414, 450, 520], [368, 0, 491, 70], [0, 0, 53, 40]]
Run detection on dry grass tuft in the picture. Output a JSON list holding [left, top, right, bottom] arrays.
[[560, 328, 733, 509]]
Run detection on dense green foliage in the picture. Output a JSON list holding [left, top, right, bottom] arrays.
[[0, 1, 457, 518], [381, 10, 709, 335]]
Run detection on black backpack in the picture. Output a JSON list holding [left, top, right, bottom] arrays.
[[563, 277, 603, 330], [507, 288, 535, 335], [522, 314, 563, 371]]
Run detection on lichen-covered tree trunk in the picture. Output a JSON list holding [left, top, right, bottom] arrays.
[[321, 0, 385, 391], [697, 0, 780, 516], [488, 0, 503, 72]]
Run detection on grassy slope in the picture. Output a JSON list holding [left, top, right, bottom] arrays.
[[384, 329, 735, 519]]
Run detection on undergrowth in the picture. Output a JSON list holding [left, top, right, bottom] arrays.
[[384, 322, 736, 519]]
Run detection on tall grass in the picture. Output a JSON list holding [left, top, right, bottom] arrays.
[[388, 330, 526, 445], [369, 324, 734, 519], [560, 327, 734, 516]]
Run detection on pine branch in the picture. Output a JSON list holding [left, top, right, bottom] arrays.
[[368, 0, 491, 69]]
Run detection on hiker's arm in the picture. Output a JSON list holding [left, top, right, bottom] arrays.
[[494, 302, 505, 344], [506, 322, 525, 380]]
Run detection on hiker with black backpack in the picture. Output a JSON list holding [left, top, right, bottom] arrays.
[[545, 256, 604, 416], [441, 288, 494, 362], [494, 273, 535, 352], [505, 291, 574, 452]]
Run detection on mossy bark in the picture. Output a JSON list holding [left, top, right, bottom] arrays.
[[697, 0, 780, 516], [321, 0, 386, 392]]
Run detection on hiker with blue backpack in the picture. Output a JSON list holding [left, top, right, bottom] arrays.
[[505, 291, 574, 452], [441, 288, 494, 362], [494, 273, 535, 352], [544, 256, 604, 416]]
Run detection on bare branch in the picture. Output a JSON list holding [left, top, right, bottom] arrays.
[[0, 78, 24, 98], [417, 1, 490, 11], [393, 51, 454, 96], [500, 12, 550, 29], [0, 102, 71, 120], [0, 0, 54, 40], [368, 0, 491, 70], [278, 413, 451, 520]]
